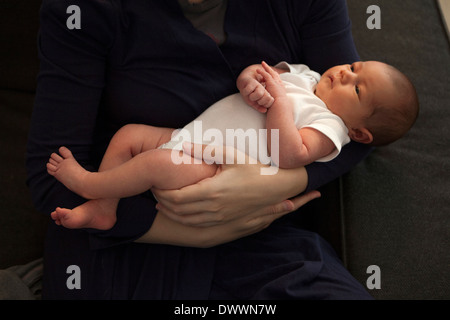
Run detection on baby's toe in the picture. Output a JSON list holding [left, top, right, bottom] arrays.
[[58, 146, 74, 159]]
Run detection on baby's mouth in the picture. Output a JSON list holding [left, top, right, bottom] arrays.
[[330, 73, 341, 88]]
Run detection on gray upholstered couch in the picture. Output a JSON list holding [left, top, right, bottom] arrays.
[[0, 0, 449, 299]]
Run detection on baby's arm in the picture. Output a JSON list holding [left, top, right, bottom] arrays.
[[258, 62, 335, 168], [237, 64, 286, 113]]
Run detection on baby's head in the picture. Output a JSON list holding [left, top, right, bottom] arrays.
[[315, 61, 419, 146]]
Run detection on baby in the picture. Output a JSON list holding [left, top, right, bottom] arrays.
[[47, 61, 419, 230]]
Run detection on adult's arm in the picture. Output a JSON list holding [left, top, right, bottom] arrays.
[[26, 0, 157, 248], [27, 0, 115, 213], [138, 188, 321, 248]]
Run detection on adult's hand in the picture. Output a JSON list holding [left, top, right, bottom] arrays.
[[152, 143, 321, 228], [137, 188, 320, 248]]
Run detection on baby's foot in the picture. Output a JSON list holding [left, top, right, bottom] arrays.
[[47, 147, 92, 199], [51, 199, 117, 230]]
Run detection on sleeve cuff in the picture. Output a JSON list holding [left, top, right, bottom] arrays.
[[305, 141, 373, 192], [88, 194, 157, 250]]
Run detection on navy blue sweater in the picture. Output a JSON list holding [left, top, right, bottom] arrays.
[[26, 0, 372, 299]]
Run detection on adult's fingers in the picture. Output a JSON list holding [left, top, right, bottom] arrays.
[[156, 190, 321, 228], [223, 191, 322, 238], [266, 190, 321, 218], [182, 142, 254, 166]]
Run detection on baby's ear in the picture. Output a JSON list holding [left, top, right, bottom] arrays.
[[349, 128, 373, 144]]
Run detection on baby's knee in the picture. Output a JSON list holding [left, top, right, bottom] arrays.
[[111, 124, 148, 148], [115, 124, 143, 140]]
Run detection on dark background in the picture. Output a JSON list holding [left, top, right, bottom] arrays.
[[0, 0, 449, 299]]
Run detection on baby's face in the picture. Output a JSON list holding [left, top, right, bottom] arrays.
[[315, 61, 396, 129]]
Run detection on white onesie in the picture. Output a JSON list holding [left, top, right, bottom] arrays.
[[160, 62, 350, 164]]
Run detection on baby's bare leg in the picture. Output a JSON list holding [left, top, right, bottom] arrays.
[[60, 147, 216, 199], [98, 124, 176, 173], [48, 124, 176, 230], [48, 124, 217, 230], [50, 149, 217, 230], [47, 124, 175, 199]]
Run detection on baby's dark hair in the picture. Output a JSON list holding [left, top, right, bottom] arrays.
[[365, 64, 419, 146]]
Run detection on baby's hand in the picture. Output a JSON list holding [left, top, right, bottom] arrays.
[[256, 61, 287, 101], [239, 78, 274, 112], [237, 66, 275, 113]]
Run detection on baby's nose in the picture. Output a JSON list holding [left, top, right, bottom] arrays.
[[341, 69, 357, 83]]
